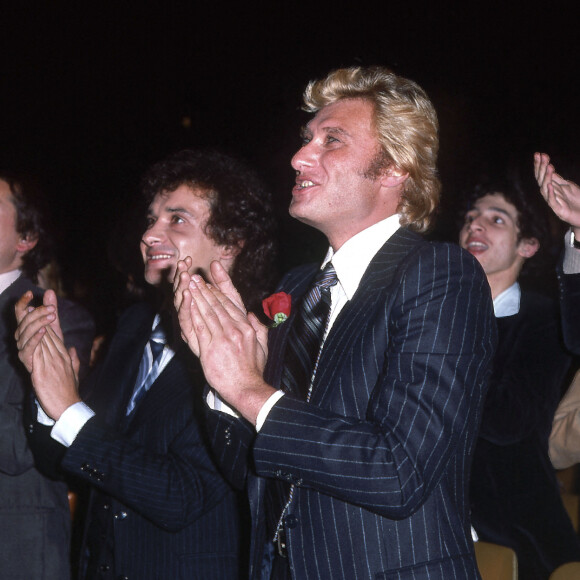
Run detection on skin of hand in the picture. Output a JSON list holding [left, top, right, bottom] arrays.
[[15, 290, 62, 372], [15, 290, 81, 420], [534, 152, 580, 236], [175, 259, 273, 425]]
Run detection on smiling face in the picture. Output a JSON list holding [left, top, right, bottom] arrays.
[[290, 98, 405, 250], [140, 185, 235, 287], [459, 192, 539, 298]]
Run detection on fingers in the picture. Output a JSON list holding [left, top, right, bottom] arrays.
[[43, 290, 65, 341], [69, 346, 81, 379], [173, 257, 192, 294], [177, 287, 200, 356], [208, 261, 247, 314], [15, 291, 34, 324], [534, 152, 550, 185]]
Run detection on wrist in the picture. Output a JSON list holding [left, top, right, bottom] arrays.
[[229, 382, 277, 426]]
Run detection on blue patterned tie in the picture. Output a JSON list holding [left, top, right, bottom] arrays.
[[281, 262, 338, 399], [126, 323, 166, 415]]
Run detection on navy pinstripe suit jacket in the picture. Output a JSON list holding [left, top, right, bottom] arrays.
[[29, 302, 244, 580], [211, 228, 496, 580]]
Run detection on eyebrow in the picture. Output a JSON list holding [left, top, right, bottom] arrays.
[[301, 124, 350, 138], [470, 206, 516, 222], [147, 206, 194, 217]]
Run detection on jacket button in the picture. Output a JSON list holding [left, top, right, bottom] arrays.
[[114, 511, 128, 520], [103, 504, 110, 510], [99, 564, 110, 571], [284, 514, 298, 529]]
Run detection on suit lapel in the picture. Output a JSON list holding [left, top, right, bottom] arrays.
[[310, 228, 423, 405], [123, 343, 204, 431], [264, 264, 319, 394]]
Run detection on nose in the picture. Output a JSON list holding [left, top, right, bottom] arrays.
[[291, 140, 317, 172], [467, 214, 484, 233], [141, 219, 165, 247]]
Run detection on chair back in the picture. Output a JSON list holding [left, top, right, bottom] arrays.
[[549, 562, 580, 579], [474, 541, 518, 580]]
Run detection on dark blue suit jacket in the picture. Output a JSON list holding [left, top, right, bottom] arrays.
[[210, 228, 496, 580], [29, 302, 244, 580]]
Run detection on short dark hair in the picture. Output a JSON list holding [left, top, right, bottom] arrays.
[[461, 173, 552, 279], [141, 149, 278, 312], [467, 175, 549, 248], [0, 171, 52, 280]]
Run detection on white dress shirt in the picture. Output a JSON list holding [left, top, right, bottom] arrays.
[[254, 214, 402, 429], [0, 269, 22, 294], [493, 282, 521, 318]]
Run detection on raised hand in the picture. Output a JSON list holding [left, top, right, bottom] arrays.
[[185, 271, 273, 425], [14, 290, 81, 420], [15, 290, 62, 373], [534, 152, 580, 232]]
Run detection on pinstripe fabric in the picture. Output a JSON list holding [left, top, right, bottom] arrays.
[[58, 303, 243, 580], [222, 228, 496, 579]]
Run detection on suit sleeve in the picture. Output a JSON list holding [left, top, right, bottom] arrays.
[[558, 269, 580, 355], [0, 370, 36, 475], [60, 409, 235, 532], [253, 244, 496, 519]]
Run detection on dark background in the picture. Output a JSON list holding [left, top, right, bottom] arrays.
[[2, 3, 579, 330]]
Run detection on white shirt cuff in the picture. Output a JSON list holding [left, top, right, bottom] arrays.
[[206, 389, 241, 418], [563, 230, 580, 274], [255, 390, 285, 432], [36, 399, 55, 426], [50, 402, 95, 447]]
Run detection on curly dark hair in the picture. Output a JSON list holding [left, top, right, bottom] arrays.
[[141, 149, 278, 312], [0, 171, 53, 281]]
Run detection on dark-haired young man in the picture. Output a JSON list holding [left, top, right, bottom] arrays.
[[15, 150, 277, 579], [460, 179, 580, 580], [0, 173, 95, 579]]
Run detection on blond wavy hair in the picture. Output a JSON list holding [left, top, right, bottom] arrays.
[[303, 66, 440, 232]]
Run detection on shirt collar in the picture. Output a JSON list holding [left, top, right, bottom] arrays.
[[493, 282, 520, 317], [0, 269, 22, 295], [322, 214, 401, 299]]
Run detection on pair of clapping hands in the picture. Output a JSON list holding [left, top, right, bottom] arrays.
[[15, 259, 272, 425]]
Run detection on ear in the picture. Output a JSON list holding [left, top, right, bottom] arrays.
[[517, 237, 540, 259], [16, 233, 38, 255], [218, 241, 243, 261], [379, 165, 409, 188]]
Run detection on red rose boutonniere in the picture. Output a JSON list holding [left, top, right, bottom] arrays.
[[262, 292, 292, 327]]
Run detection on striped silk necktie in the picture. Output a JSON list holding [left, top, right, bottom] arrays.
[[281, 262, 338, 400], [126, 323, 166, 415]]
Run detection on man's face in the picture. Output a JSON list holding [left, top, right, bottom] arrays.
[[140, 185, 233, 286], [459, 192, 532, 285], [290, 98, 397, 249], [0, 180, 26, 275]]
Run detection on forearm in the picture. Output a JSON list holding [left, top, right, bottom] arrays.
[[61, 416, 233, 531]]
